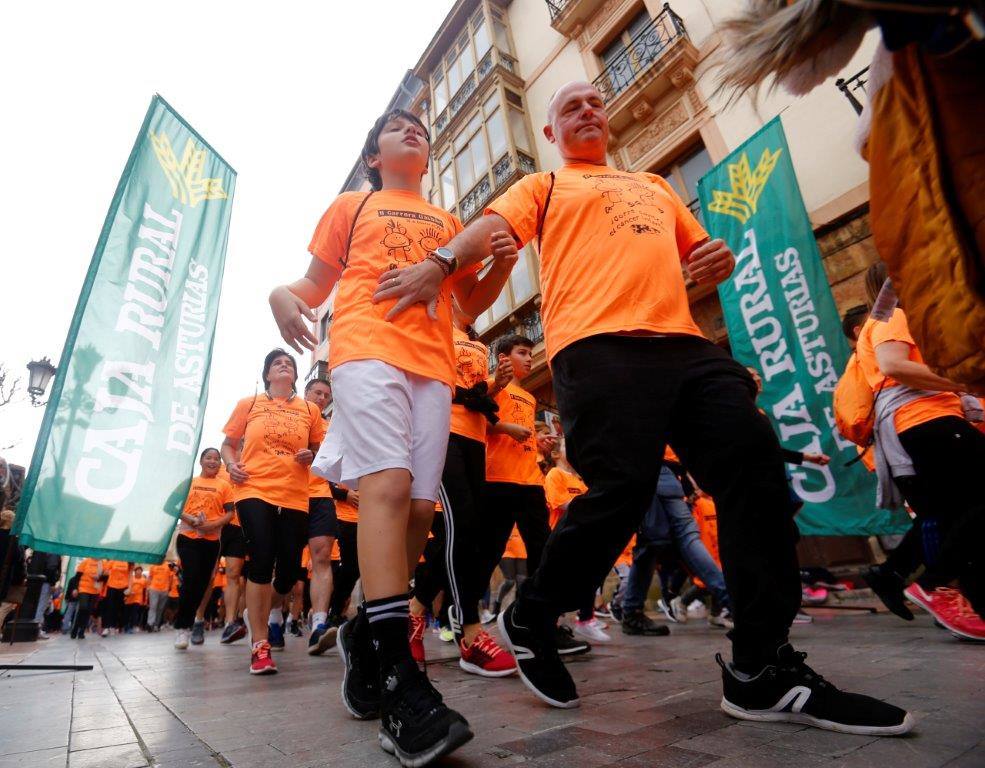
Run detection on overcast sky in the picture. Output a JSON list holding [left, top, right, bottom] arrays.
[[0, 0, 456, 469]]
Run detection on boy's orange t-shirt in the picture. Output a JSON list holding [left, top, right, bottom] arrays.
[[503, 525, 527, 559], [105, 560, 131, 590], [449, 327, 491, 443], [308, 189, 473, 389], [125, 576, 146, 605], [178, 475, 234, 541], [544, 467, 587, 524], [856, 309, 963, 434], [486, 164, 707, 363], [486, 381, 542, 485], [148, 564, 171, 592], [76, 558, 101, 596], [692, 496, 721, 567], [223, 394, 327, 511]]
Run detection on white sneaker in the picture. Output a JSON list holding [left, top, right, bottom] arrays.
[[480, 609, 496, 625], [686, 599, 708, 620], [657, 598, 678, 623], [588, 617, 609, 631], [174, 630, 190, 650], [669, 596, 689, 624], [793, 611, 813, 624], [709, 606, 734, 630], [101, 628, 110, 637], [573, 619, 611, 643]]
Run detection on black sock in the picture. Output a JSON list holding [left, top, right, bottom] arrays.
[[365, 593, 412, 672]]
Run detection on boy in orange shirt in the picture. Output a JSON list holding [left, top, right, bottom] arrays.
[[268, 108, 516, 764], [124, 565, 146, 633]]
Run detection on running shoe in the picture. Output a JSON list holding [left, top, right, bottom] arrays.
[[337, 610, 381, 720], [589, 617, 609, 630], [687, 599, 709, 620], [709, 606, 734, 630], [905, 584, 985, 641], [250, 640, 278, 675], [101, 628, 111, 637], [290, 621, 304, 638], [378, 659, 473, 766], [802, 586, 829, 606], [268, 621, 285, 650], [573, 619, 611, 643], [669, 596, 689, 623], [555, 624, 591, 655], [220, 620, 247, 645], [621, 609, 670, 636], [718, 644, 914, 735], [409, 613, 427, 667], [480, 609, 497, 625], [862, 565, 913, 621], [610, 602, 624, 622], [174, 629, 190, 650], [438, 627, 454, 643], [308, 623, 339, 656], [594, 604, 614, 620], [459, 631, 517, 677], [793, 611, 814, 624], [190, 621, 205, 645], [657, 598, 681, 624], [498, 603, 579, 708]]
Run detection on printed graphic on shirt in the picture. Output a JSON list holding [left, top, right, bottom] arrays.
[[590, 173, 668, 237]]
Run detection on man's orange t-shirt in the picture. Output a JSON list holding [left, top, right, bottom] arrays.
[[486, 381, 542, 486], [503, 525, 527, 559], [77, 558, 101, 596], [544, 466, 587, 529], [309, 415, 333, 499], [223, 394, 327, 511], [449, 327, 491, 443], [105, 560, 131, 590], [692, 496, 721, 567], [148, 564, 171, 592], [125, 576, 146, 606], [486, 164, 707, 362], [178, 475, 234, 541], [856, 309, 963, 434], [309, 189, 472, 388]]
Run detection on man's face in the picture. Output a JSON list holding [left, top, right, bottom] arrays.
[[306, 381, 332, 410], [370, 116, 430, 182], [503, 345, 533, 380], [545, 83, 609, 160]]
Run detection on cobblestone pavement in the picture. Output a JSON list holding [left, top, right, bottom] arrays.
[[1, 609, 982, 768]]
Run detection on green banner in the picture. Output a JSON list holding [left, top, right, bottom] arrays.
[[697, 118, 907, 535], [14, 95, 236, 560]]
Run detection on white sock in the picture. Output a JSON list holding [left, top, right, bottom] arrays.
[[312, 611, 328, 627], [268, 608, 282, 625]]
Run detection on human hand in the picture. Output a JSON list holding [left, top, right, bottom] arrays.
[[490, 230, 518, 266], [269, 286, 318, 354], [295, 449, 314, 467], [537, 434, 557, 455], [502, 423, 532, 443], [803, 452, 830, 466], [227, 462, 250, 484], [685, 238, 735, 285], [494, 358, 513, 389], [373, 260, 445, 320]]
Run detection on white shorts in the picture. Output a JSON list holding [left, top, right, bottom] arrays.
[[312, 359, 452, 503]]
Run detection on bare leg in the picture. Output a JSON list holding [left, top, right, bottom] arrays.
[[246, 581, 273, 643], [309, 536, 335, 620], [357, 468, 413, 600], [224, 558, 244, 625]]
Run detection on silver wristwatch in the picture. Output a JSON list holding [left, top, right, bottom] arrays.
[[430, 246, 458, 274]]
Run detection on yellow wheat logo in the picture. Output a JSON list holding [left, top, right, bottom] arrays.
[[149, 132, 228, 207], [707, 148, 782, 224]]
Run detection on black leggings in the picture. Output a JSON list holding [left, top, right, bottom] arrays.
[[236, 498, 307, 595], [175, 535, 220, 630], [413, 514, 447, 609], [71, 593, 97, 637], [101, 587, 126, 630], [329, 520, 360, 617]]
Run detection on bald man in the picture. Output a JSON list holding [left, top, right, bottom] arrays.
[[374, 81, 913, 736]]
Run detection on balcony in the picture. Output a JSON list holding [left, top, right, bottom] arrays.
[[433, 47, 519, 138], [836, 66, 869, 116], [456, 149, 537, 223], [545, 0, 608, 38]]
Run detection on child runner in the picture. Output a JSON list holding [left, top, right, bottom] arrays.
[[124, 565, 146, 633], [70, 557, 102, 639], [269, 108, 516, 764]]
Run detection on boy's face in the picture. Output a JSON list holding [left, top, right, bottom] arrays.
[[502, 345, 533, 380], [369, 116, 429, 182]]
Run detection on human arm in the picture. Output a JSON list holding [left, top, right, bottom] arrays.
[[221, 437, 249, 483], [269, 257, 340, 354], [198, 505, 234, 535], [875, 341, 961, 392], [684, 238, 735, 285], [487, 358, 513, 398], [491, 422, 532, 443], [451, 230, 519, 318]]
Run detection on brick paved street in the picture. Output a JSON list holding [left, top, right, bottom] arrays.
[[1, 609, 982, 768]]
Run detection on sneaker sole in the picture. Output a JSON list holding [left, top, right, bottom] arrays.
[[249, 665, 278, 675], [497, 611, 580, 709], [459, 658, 517, 677], [905, 590, 985, 641], [220, 626, 248, 645], [174, 644, 188, 650], [720, 697, 916, 736], [558, 643, 591, 656], [337, 622, 380, 720], [308, 626, 339, 656], [378, 720, 474, 768]]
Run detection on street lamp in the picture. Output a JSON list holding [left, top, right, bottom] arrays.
[[26, 357, 56, 406]]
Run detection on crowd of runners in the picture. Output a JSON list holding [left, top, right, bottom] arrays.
[[47, 80, 985, 767]]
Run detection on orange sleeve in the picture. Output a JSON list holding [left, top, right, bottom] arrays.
[[308, 193, 361, 272], [484, 172, 552, 248], [223, 398, 251, 441], [543, 469, 565, 510], [649, 174, 708, 261], [308, 407, 327, 444], [870, 309, 916, 350]]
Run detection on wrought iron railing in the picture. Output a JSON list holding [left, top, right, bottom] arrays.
[[459, 150, 537, 222], [545, 0, 572, 21], [592, 5, 688, 103], [485, 306, 544, 370], [836, 66, 869, 116]]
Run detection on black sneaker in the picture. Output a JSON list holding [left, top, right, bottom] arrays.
[[290, 621, 304, 638], [610, 602, 624, 622], [498, 603, 579, 709], [308, 622, 339, 656], [220, 620, 247, 645], [621, 609, 670, 636], [378, 659, 473, 767], [718, 645, 915, 736], [555, 623, 591, 656], [337, 609, 381, 720], [190, 621, 206, 645], [862, 565, 914, 621]]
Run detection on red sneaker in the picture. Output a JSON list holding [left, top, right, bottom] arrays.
[[905, 584, 985, 641], [250, 640, 278, 675], [459, 630, 517, 677], [409, 613, 427, 667]]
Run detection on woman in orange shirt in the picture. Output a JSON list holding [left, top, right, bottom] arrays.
[[70, 557, 103, 639], [221, 349, 325, 673], [173, 447, 234, 650], [100, 559, 133, 636]]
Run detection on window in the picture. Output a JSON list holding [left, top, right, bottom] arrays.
[[508, 107, 530, 153], [439, 149, 456, 209], [656, 145, 713, 225], [454, 113, 488, 193], [432, 70, 448, 117], [484, 93, 507, 161], [599, 8, 654, 96], [318, 312, 331, 343], [510, 245, 535, 302]]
